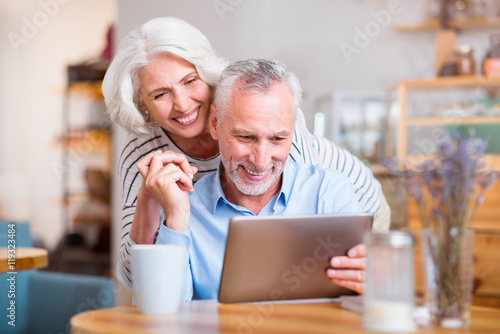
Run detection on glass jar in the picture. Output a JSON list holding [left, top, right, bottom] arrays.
[[446, 0, 469, 20], [454, 45, 476, 76], [363, 231, 416, 333]]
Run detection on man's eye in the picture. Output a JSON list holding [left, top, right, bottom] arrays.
[[240, 136, 253, 141], [273, 137, 286, 142], [186, 78, 197, 85]]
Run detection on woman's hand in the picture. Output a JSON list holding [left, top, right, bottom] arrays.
[[326, 244, 366, 294]]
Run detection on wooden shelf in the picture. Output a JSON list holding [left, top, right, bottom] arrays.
[[404, 155, 500, 169], [67, 81, 104, 99], [54, 129, 111, 148], [397, 76, 500, 89], [406, 116, 500, 126], [393, 17, 500, 32], [49, 81, 104, 98]]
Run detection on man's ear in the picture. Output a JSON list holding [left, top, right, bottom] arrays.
[[209, 104, 219, 140]]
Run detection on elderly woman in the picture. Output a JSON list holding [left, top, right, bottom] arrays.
[[102, 17, 390, 295]]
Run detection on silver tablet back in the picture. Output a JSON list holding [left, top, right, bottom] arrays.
[[218, 213, 373, 303]]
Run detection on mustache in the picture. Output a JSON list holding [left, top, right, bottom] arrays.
[[239, 161, 282, 173]]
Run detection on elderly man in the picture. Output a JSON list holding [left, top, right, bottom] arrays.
[[152, 59, 372, 301]]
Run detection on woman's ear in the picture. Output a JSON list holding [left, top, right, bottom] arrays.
[[209, 104, 219, 140], [138, 101, 147, 114]]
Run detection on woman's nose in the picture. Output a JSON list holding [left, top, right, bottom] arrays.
[[173, 89, 190, 112]]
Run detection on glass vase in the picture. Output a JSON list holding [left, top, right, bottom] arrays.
[[421, 227, 474, 328]]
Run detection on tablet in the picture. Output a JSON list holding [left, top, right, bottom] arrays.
[[218, 213, 373, 303]]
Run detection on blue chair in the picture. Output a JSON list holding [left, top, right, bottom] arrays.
[[0, 222, 114, 334]]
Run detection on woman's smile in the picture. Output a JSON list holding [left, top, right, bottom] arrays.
[[174, 106, 200, 126]]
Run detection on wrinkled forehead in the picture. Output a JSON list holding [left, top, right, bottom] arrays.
[[223, 85, 295, 132]]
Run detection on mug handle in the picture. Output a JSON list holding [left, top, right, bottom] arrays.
[[116, 256, 134, 293]]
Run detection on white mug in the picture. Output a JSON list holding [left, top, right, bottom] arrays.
[[117, 244, 186, 315]]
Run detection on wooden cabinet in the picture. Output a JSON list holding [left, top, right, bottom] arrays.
[[386, 7, 500, 306]]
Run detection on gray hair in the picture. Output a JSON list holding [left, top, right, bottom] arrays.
[[213, 59, 302, 124], [102, 17, 228, 136]]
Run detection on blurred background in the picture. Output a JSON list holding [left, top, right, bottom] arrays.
[[1, 0, 499, 306]]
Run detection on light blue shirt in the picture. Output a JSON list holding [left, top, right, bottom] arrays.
[[155, 160, 362, 301]]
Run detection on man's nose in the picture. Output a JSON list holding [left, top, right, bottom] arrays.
[[250, 142, 270, 170]]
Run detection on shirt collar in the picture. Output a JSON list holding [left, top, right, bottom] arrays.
[[210, 159, 293, 214], [209, 161, 227, 214], [278, 159, 293, 206]]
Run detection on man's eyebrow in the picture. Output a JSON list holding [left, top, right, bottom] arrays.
[[271, 131, 291, 137], [230, 128, 291, 137], [147, 71, 197, 97], [230, 128, 253, 136]]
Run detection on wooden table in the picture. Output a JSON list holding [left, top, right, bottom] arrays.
[[0, 247, 48, 272], [71, 300, 500, 334]]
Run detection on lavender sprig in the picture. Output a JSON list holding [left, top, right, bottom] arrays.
[[384, 132, 498, 229]]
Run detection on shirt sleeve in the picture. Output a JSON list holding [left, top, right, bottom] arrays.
[[156, 224, 194, 301], [290, 108, 387, 217], [117, 138, 145, 285]]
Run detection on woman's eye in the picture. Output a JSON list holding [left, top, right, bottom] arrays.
[[154, 92, 167, 100], [186, 78, 197, 85]]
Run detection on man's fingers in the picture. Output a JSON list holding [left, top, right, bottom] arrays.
[[330, 256, 365, 270], [137, 163, 147, 178], [162, 152, 193, 179], [326, 268, 365, 282], [149, 151, 168, 175], [170, 170, 194, 192], [153, 151, 194, 178], [153, 163, 194, 192], [137, 150, 162, 177], [330, 278, 365, 295], [327, 244, 366, 295], [141, 151, 195, 183], [347, 244, 366, 258]]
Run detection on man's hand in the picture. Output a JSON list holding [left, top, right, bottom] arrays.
[[137, 150, 197, 188], [138, 150, 197, 232], [326, 244, 366, 294]]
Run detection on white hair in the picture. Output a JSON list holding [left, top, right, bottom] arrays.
[[102, 17, 228, 136], [213, 59, 302, 125]]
